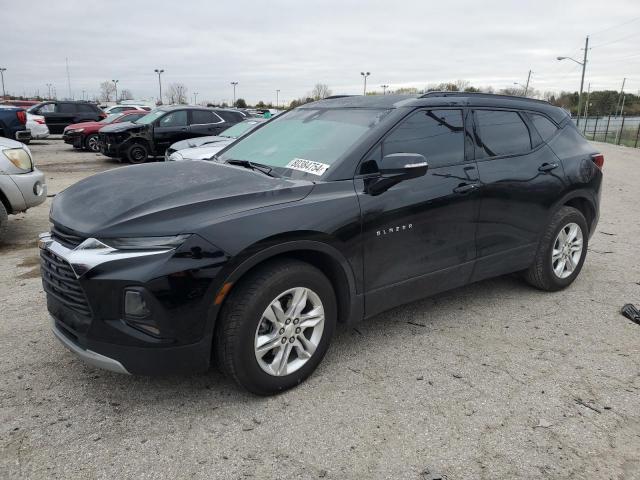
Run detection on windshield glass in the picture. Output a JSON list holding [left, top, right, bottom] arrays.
[[101, 114, 121, 124], [218, 108, 389, 178], [134, 109, 165, 124], [219, 120, 262, 138]]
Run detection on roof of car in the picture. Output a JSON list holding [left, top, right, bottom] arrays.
[[304, 92, 568, 122]]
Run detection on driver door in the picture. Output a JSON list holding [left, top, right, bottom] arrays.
[[355, 108, 481, 317]]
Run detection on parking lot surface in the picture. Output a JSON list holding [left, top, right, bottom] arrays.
[[1, 139, 639, 479]]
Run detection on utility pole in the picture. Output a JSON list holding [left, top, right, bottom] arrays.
[[154, 69, 164, 104], [583, 82, 591, 119], [380, 84, 389, 95], [230, 81, 238, 107], [276, 89, 280, 107], [615, 77, 626, 116], [0, 67, 6, 99], [556, 35, 589, 126], [524, 70, 532, 96], [360, 72, 370, 95], [112, 79, 119, 103], [46, 83, 52, 99], [82, 89, 86, 101]]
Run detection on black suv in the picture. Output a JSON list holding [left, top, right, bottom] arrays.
[[98, 106, 245, 163], [28, 101, 105, 134], [40, 93, 602, 394]]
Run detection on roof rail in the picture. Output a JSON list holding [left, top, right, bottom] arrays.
[[419, 91, 550, 105], [323, 95, 356, 100]]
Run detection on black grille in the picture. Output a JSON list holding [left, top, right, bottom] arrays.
[[40, 249, 91, 316], [51, 225, 85, 249]]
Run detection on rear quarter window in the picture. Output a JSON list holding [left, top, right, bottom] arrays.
[[530, 113, 559, 141]]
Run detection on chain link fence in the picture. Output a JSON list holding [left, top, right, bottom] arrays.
[[575, 116, 640, 148]]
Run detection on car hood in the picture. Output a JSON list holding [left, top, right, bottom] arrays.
[[170, 135, 227, 151], [99, 121, 147, 133], [175, 140, 234, 160], [50, 160, 314, 238], [65, 121, 102, 131]]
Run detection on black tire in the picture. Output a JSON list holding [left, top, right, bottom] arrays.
[[0, 202, 8, 243], [214, 259, 337, 395], [126, 143, 149, 164], [84, 134, 100, 152], [524, 206, 588, 291]]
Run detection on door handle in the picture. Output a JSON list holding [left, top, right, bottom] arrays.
[[453, 183, 478, 194], [538, 162, 559, 172]]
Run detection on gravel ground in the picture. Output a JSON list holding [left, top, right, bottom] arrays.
[[1, 138, 639, 480]]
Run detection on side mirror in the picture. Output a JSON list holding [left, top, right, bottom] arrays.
[[366, 153, 428, 195]]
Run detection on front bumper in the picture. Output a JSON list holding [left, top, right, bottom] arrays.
[[3, 167, 47, 212], [62, 131, 83, 148], [40, 231, 228, 375], [15, 129, 31, 142]]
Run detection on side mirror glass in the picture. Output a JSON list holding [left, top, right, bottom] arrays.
[[366, 153, 428, 195]]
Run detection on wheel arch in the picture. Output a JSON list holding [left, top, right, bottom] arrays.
[[214, 240, 362, 327], [554, 190, 597, 235]]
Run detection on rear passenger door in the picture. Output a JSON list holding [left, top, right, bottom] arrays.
[[188, 110, 225, 136], [471, 109, 566, 282], [76, 103, 100, 122], [47, 103, 77, 134]]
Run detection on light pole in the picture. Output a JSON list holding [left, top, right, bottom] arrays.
[[557, 35, 589, 126], [82, 89, 86, 101], [0, 68, 6, 99], [615, 77, 626, 117], [154, 69, 164, 105], [276, 89, 280, 107], [380, 84, 389, 95], [112, 79, 119, 103], [46, 83, 52, 100], [360, 72, 370, 95], [193, 92, 199, 105], [230, 82, 238, 107]]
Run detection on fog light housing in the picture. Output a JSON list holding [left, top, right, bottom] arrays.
[[33, 181, 44, 196], [124, 290, 150, 317]]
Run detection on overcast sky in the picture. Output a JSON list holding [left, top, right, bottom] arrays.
[[2, 0, 639, 104]]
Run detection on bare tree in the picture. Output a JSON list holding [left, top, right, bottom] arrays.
[[120, 89, 133, 101], [99, 81, 116, 102], [166, 83, 188, 104], [310, 83, 332, 101]]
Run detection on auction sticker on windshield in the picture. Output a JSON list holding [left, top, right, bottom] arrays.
[[286, 158, 330, 176]]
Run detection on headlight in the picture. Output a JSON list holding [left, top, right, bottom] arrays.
[[3, 148, 33, 171], [98, 234, 191, 250], [68, 128, 84, 133], [169, 152, 184, 161]]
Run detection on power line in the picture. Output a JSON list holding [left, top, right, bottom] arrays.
[[590, 16, 640, 37], [591, 30, 640, 49]]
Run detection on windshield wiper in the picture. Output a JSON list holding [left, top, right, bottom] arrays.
[[225, 159, 280, 178]]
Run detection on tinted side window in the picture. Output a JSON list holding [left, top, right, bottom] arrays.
[[218, 111, 244, 123], [530, 113, 558, 141], [77, 104, 96, 113], [474, 110, 531, 158], [191, 110, 221, 125], [383, 109, 465, 168], [158, 110, 188, 127], [57, 103, 77, 113]]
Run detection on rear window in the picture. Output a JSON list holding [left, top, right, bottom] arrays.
[[57, 103, 77, 113], [77, 104, 97, 113], [218, 111, 245, 123], [191, 110, 222, 125], [530, 113, 559, 141], [474, 110, 531, 158]]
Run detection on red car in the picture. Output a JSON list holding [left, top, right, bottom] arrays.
[[62, 110, 148, 152]]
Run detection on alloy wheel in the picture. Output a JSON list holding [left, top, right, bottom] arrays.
[[254, 287, 325, 377], [551, 222, 583, 279]]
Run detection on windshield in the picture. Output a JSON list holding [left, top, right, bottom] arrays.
[[218, 108, 389, 178], [134, 109, 165, 124], [101, 114, 122, 124], [219, 120, 262, 138]]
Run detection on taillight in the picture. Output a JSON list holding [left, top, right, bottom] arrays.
[[99, 112, 107, 119], [591, 153, 604, 170], [35, 118, 45, 124], [16, 110, 27, 125]]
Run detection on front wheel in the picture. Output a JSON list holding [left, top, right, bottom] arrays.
[[214, 259, 337, 395], [126, 143, 149, 164], [84, 134, 100, 152], [523, 206, 588, 291]]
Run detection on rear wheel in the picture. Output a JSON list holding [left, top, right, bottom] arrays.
[[126, 143, 149, 164], [84, 134, 100, 152], [524, 206, 588, 291], [0, 202, 8, 243], [214, 259, 337, 395]]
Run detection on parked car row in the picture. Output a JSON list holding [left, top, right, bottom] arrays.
[[63, 111, 147, 152]]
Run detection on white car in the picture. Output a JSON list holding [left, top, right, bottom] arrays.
[[102, 105, 152, 115], [26, 113, 49, 140]]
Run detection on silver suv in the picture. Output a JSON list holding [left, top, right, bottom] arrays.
[[0, 138, 47, 241]]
